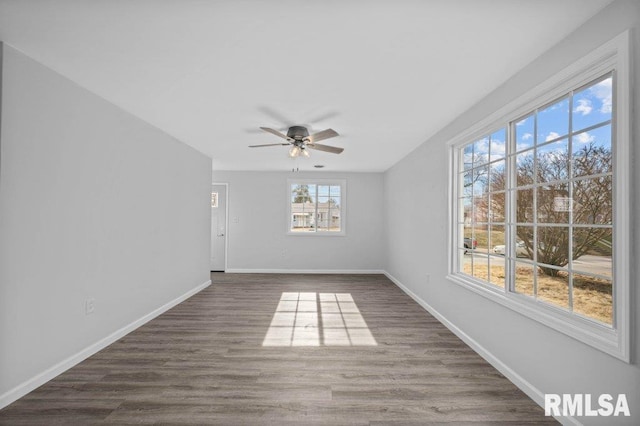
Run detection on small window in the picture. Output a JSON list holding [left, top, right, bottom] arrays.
[[288, 179, 345, 235]]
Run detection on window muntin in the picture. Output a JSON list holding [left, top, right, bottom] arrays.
[[456, 73, 614, 326], [289, 181, 343, 234]]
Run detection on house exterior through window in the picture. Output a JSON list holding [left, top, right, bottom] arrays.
[[288, 179, 345, 235], [447, 32, 630, 361]]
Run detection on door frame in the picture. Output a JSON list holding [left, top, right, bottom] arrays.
[[211, 182, 229, 272]]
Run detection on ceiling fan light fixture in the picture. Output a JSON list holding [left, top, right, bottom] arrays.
[[255, 126, 341, 158], [289, 145, 301, 158]]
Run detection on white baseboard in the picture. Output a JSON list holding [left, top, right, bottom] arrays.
[[225, 269, 386, 274], [0, 279, 211, 410], [382, 271, 579, 426]]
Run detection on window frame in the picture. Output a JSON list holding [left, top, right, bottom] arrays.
[[447, 31, 631, 362], [287, 178, 347, 236]]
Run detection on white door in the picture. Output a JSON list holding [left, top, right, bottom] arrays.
[[211, 184, 227, 271]]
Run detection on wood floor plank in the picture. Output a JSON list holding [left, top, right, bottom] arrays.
[[0, 273, 556, 425]]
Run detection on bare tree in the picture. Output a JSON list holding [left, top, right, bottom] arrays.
[[488, 142, 612, 277]]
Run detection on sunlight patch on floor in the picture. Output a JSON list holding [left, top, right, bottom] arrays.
[[262, 292, 377, 347]]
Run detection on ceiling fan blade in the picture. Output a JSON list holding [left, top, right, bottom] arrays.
[[305, 128, 339, 143], [248, 143, 290, 148], [260, 127, 293, 141], [306, 143, 344, 154]]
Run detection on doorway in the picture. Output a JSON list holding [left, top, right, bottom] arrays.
[[211, 183, 228, 272]]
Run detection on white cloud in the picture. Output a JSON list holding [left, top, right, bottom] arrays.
[[516, 119, 527, 126], [575, 132, 595, 144], [591, 78, 612, 114], [522, 132, 533, 141], [490, 140, 506, 156], [545, 131, 560, 142], [474, 137, 489, 154], [573, 98, 592, 115], [543, 99, 568, 113]]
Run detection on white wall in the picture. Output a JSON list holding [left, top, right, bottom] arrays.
[[384, 1, 639, 424], [0, 44, 212, 405], [212, 171, 384, 272]]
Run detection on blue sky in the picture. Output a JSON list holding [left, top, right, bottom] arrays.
[[464, 76, 612, 168]]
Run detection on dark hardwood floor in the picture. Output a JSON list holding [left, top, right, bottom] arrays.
[[0, 273, 556, 425]]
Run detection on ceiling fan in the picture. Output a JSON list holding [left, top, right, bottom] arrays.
[[249, 126, 343, 158]]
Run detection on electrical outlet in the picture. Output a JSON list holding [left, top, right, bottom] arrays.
[[233, 216, 239, 223], [425, 274, 431, 284], [85, 298, 95, 315]]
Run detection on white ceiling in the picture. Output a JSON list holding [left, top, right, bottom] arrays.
[[0, 0, 612, 172]]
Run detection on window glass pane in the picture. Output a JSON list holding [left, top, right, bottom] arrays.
[[329, 185, 341, 198], [316, 208, 330, 230], [515, 114, 535, 152], [473, 252, 489, 282], [463, 144, 474, 171], [489, 192, 505, 222], [329, 209, 341, 231], [473, 166, 489, 196], [292, 213, 313, 231], [489, 160, 505, 191], [516, 239, 534, 260], [461, 171, 473, 197], [461, 249, 472, 276], [490, 128, 506, 162], [572, 76, 612, 132], [291, 184, 315, 203], [472, 225, 490, 254], [514, 261, 535, 296], [463, 225, 475, 250], [573, 176, 612, 225], [537, 266, 569, 309], [488, 255, 505, 287], [572, 124, 612, 178], [537, 139, 569, 183], [473, 193, 489, 223], [515, 149, 535, 186], [515, 189, 534, 223], [515, 226, 535, 259], [573, 273, 612, 325], [489, 224, 505, 253], [473, 137, 490, 166], [537, 97, 569, 143], [460, 197, 472, 224], [537, 226, 570, 271], [317, 185, 330, 198], [573, 227, 612, 280], [459, 223, 469, 249], [537, 184, 570, 224]]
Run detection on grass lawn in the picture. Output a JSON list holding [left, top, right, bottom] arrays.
[[464, 228, 505, 250], [463, 263, 612, 325]]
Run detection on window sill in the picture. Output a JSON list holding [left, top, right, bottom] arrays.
[[286, 231, 346, 237], [446, 272, 629, 362]]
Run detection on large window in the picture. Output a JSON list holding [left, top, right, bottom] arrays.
[[449, 33, 630, 361], [288, 179, 345, 235]]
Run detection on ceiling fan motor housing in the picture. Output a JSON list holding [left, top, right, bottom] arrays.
[[287, 126, 309, 140]]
